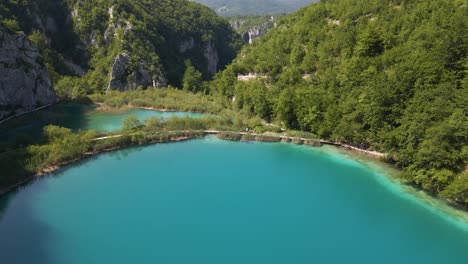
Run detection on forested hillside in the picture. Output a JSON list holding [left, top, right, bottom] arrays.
[[192, 0, 316, 16], [211, 0, 468, 206], [0, 0, 241, 97]]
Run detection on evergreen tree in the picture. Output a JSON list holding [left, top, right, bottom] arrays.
[[183, 60, 203, 93]]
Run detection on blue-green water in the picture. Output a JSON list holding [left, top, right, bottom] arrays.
[[0, 103, 204, 142], [0, 137, 467, 264]]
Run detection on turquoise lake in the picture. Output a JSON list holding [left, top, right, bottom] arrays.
[[0, 137, 467, 263], [0, 103, 204, 142]]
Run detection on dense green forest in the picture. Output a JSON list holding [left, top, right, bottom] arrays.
[[192, 0, 316, 16], [0, 0, 242, 95], [211, 0, 468, 207]]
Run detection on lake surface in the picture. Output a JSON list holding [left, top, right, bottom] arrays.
[[0, 103, 204, 142], [0, 137, 467, 264]]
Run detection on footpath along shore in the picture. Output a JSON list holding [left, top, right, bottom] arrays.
[[93, 130, 387, 157]]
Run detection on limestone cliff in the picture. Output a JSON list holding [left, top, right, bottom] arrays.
[[107, 53, 167, 92], [230, 16, 279, 44], [178, 38, 219, 76], [0, 28, 57, 121]]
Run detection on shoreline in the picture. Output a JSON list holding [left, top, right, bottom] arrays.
[[0, 126, 465, 216], [0, 132, 467, 224], [317, 143, 468, 226], [0, 130, 377, 197], [95, 102, 208, 114], [0, 134, 198, 197], [0, 130, 396, 197]]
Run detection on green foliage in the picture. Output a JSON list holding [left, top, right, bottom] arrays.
[[93, 88, 227, 114], [43, 126, 73, 142], [182, 60, 204, 93], [28, 31, 69, 84], [54, 76, 88, 100], [1, 18, 19, 31], [355, 25, 384, 57], [211, 0, 468, 207], [122, 115, 142, 131], [441, 174, 468, 206]]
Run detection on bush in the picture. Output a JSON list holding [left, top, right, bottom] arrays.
[[2, 19, 20, 32], [105, 97, 127, 108]]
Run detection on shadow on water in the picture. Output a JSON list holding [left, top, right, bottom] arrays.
[[0, 143, 146, 263], [0, 102, 96, 144], [0, 192, 12, 218], [107, 145, 144, 160], [0, 181, 54, 264]]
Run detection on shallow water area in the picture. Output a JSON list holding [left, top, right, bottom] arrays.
[[0, 137, 467, 264], [318, 145, 468, 228]]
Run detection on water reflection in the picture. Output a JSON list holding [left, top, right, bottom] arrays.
[[0, 103, 95, 143], [108, 146, 144, 160]]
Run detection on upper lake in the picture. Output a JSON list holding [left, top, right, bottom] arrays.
[[0, 103, 204, 142], [0, 137, 466, 264]]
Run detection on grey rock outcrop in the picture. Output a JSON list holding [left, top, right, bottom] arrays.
[[0, 28, 57, 121], [203, 40, 219, 76], [106, 53, 167, 92], [230, 16, 278, 44], [178, 38, 220, 77], [242, 27, 269, 44], [178, 37, 195, 53], [103, 7, 133, 46], [107, 53, 131, 91]]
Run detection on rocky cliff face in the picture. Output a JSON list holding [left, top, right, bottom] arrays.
[[230, 16, 278, 44], [0, 28, 57, 121], [203, 41, 219, 76], [107, 53, 167, 92], [177, 38, 220, 77], [242, 27, 269, 44]]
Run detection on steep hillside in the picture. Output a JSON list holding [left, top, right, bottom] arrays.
[[0, 0, 242, 97], [192, 0, 316, 16], [211, 0, 468, 206]]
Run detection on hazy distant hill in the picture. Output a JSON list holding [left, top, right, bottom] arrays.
[[192, 0, 317, 16]]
